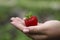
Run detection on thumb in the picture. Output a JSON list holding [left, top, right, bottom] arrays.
[[24, 26, 39, 33], [23, 24, 47, 34]]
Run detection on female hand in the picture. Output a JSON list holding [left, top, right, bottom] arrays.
[[10, 17, 60, 40]]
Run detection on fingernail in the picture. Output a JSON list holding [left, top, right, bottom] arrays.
[[11, 22, 15, 24], [11, 17, 15, 20], [23, 18, 26, 20], [23, 28, 29, 33]]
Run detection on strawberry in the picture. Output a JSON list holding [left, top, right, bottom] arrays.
[[24, 13, 38, 27]]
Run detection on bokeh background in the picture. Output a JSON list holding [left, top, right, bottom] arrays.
[[0, 0, 60, 40]]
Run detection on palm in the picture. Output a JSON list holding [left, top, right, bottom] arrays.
[[10, 17, 47, 40]]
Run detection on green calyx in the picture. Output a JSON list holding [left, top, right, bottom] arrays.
[[25, 13, 32, 19]]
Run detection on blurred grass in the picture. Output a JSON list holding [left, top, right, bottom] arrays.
[[0, 23, 32, 40], [18, 0, 60, 11]]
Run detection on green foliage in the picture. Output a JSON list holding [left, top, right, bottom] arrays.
[[0, 6, 11, 22], [18, 0, 60, 11], [0, 23, 32, 40]]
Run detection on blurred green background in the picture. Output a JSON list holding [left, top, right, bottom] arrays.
[[0, 0, 60, 40]]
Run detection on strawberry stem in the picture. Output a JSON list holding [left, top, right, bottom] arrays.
[[25, 12, 32, 19], [29, 13, 32, 18], [25, 14, 29, 19]]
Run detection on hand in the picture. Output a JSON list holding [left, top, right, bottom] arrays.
[[10, 17, 60, 40], [10, 17, 47, 40]]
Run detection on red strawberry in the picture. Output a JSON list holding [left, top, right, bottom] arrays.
[[24, 14, 38, 27]]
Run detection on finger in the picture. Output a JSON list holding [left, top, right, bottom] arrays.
[[12, 19, 23, 25], [16, 17, 24, 24], [11, 17, 25, 25], [23, 26, 38, 33], [10, 20, 26, 31], [23, 18, 26, 20], [10, 17, 29, 32], [23, 24, 48, 34], [10, 17, 16, 21], [11, 17, 24, 23], [23, 26, 36, 33], [26, 34, 47, 40]]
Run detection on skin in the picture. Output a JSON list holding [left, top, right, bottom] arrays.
[[10, 17, 60, 40]]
